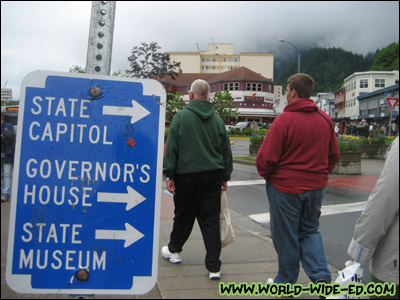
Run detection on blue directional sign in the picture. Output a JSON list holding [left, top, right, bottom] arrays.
[[6, 71, 166, 295]]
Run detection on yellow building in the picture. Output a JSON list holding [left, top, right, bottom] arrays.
[[168, 43, 274, 80]]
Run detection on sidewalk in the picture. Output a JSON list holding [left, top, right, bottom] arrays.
[[1, 159, 385, 299], [1, 195, 335, 299]]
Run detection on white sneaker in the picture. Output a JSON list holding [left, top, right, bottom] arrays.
[[161, 246, 181, 263], [209, 271, 221, 280], [267, 278, 274, 283]]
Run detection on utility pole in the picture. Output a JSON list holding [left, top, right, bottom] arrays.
[[86, 1, 116, 75]]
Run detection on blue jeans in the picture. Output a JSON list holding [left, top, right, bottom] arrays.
[[266, 181, 331, 284]]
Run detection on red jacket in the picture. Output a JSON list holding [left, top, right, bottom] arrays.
[[256, 98, 339, 190]]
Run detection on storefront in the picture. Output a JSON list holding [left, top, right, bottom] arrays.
[[357, 84, 399, 122]]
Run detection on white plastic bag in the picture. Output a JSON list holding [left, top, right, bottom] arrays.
[[327, 260, 367, 299], [220, 190, 235, 248]]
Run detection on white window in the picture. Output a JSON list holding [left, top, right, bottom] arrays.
[[246, 83, 262, 91], [360, 79, 368, 88], [224, 82, 239, 91], [202, 58, 210, 62], [213, 58, 218, 62], [375, 79, 385, 88]]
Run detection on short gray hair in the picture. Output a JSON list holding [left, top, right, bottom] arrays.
[[190, 79, 210, 100]]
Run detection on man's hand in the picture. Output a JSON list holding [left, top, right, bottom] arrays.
[[166, 179, 176, 195], [221, 181, 228, 191]]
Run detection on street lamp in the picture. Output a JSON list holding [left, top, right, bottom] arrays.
[[279, 39, 300, 73]]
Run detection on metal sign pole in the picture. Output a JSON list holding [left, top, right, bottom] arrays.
[[71, 1, 115, 298], [86, 1, 116, 75]]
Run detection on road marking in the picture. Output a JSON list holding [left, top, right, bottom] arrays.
[[249, 201, 367, 224], [228, 180, 265, 186]]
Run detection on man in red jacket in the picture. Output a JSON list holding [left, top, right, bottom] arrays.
[[256, 73, 339, 285]]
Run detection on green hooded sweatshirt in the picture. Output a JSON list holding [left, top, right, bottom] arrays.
[[163, 100, 233, 181]]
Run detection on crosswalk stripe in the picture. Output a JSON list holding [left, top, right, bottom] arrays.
[[248, 201, 367, 224], [228, 180, 265, 186]]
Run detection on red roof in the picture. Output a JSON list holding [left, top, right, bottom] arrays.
[[155, 67, 272, 86]]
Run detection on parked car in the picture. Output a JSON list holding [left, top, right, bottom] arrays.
[[234, 122, 252, 130], [234, 121, 263, 131], [225, 125, 235, 133]]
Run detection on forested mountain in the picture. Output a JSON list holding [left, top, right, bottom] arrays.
[[275, 47, 375, 94], [274, 42, 399, 94]]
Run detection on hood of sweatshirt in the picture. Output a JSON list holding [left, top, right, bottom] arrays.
[[284, 98, 318, 113], [186, 100, 215, 120]]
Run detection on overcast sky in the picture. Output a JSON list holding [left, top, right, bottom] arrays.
[[1, 1, 399, 100]]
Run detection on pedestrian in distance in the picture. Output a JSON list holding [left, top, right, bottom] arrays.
[[162, 79, 233, 280], [347, 136, 399, 299], [357, 118, 369, 138], [256, 73, 339, 285], [334, 123, 340, 137], [1, 111, 15, 202]]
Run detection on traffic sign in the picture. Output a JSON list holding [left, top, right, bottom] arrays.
[[386, 97, 399, 111], [6, 71, 166, 295]]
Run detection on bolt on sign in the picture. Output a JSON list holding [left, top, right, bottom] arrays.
[[6, 71, 166, 295]]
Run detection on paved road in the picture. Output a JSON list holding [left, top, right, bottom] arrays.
[[228, 138, 384, 283]]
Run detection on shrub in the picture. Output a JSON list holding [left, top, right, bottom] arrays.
[[242, 128, 252, 136], [338, 138, 360, 152], [250, 134, 263, 145], [360, 136, 389, 145]]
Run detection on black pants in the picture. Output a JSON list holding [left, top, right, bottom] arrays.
[[168, 170, 223, 272]]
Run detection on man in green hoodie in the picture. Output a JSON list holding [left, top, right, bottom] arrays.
[[162, 79, 233, 280]]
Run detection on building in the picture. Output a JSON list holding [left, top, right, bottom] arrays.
[[274, 85, 284, 105], [156, 66, 277, 123], [168, 43, 274, 81], [1, 88, 13, 103], [357, 84, 399, 123], [334, 88, 346, 119], [341, 70, 399, 120], [315, 92, 335, 118]]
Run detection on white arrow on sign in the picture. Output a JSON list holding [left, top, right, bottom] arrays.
[[103, 100, 151, 124], [95, 223, 144, 248], [97, 186, 146, 211]]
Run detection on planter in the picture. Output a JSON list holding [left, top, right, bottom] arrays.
[[249, 144, 261, 159], [377, 144, 389, 159], [332, 151, 361, 175], [360, 144, 387, 159]]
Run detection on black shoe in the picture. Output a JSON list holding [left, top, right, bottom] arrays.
[[315, 279, 329, 299]]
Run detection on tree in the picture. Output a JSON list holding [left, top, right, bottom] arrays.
[[69, 65, 86, 73], [275, 46, 374, 94], [126, 42, 181, 79], [69, 65, 125, 76], [211, 91, 238, 123], [112, 70, 126, 77], [369, 42, 399, 71], [166, 92, 186, 122]]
